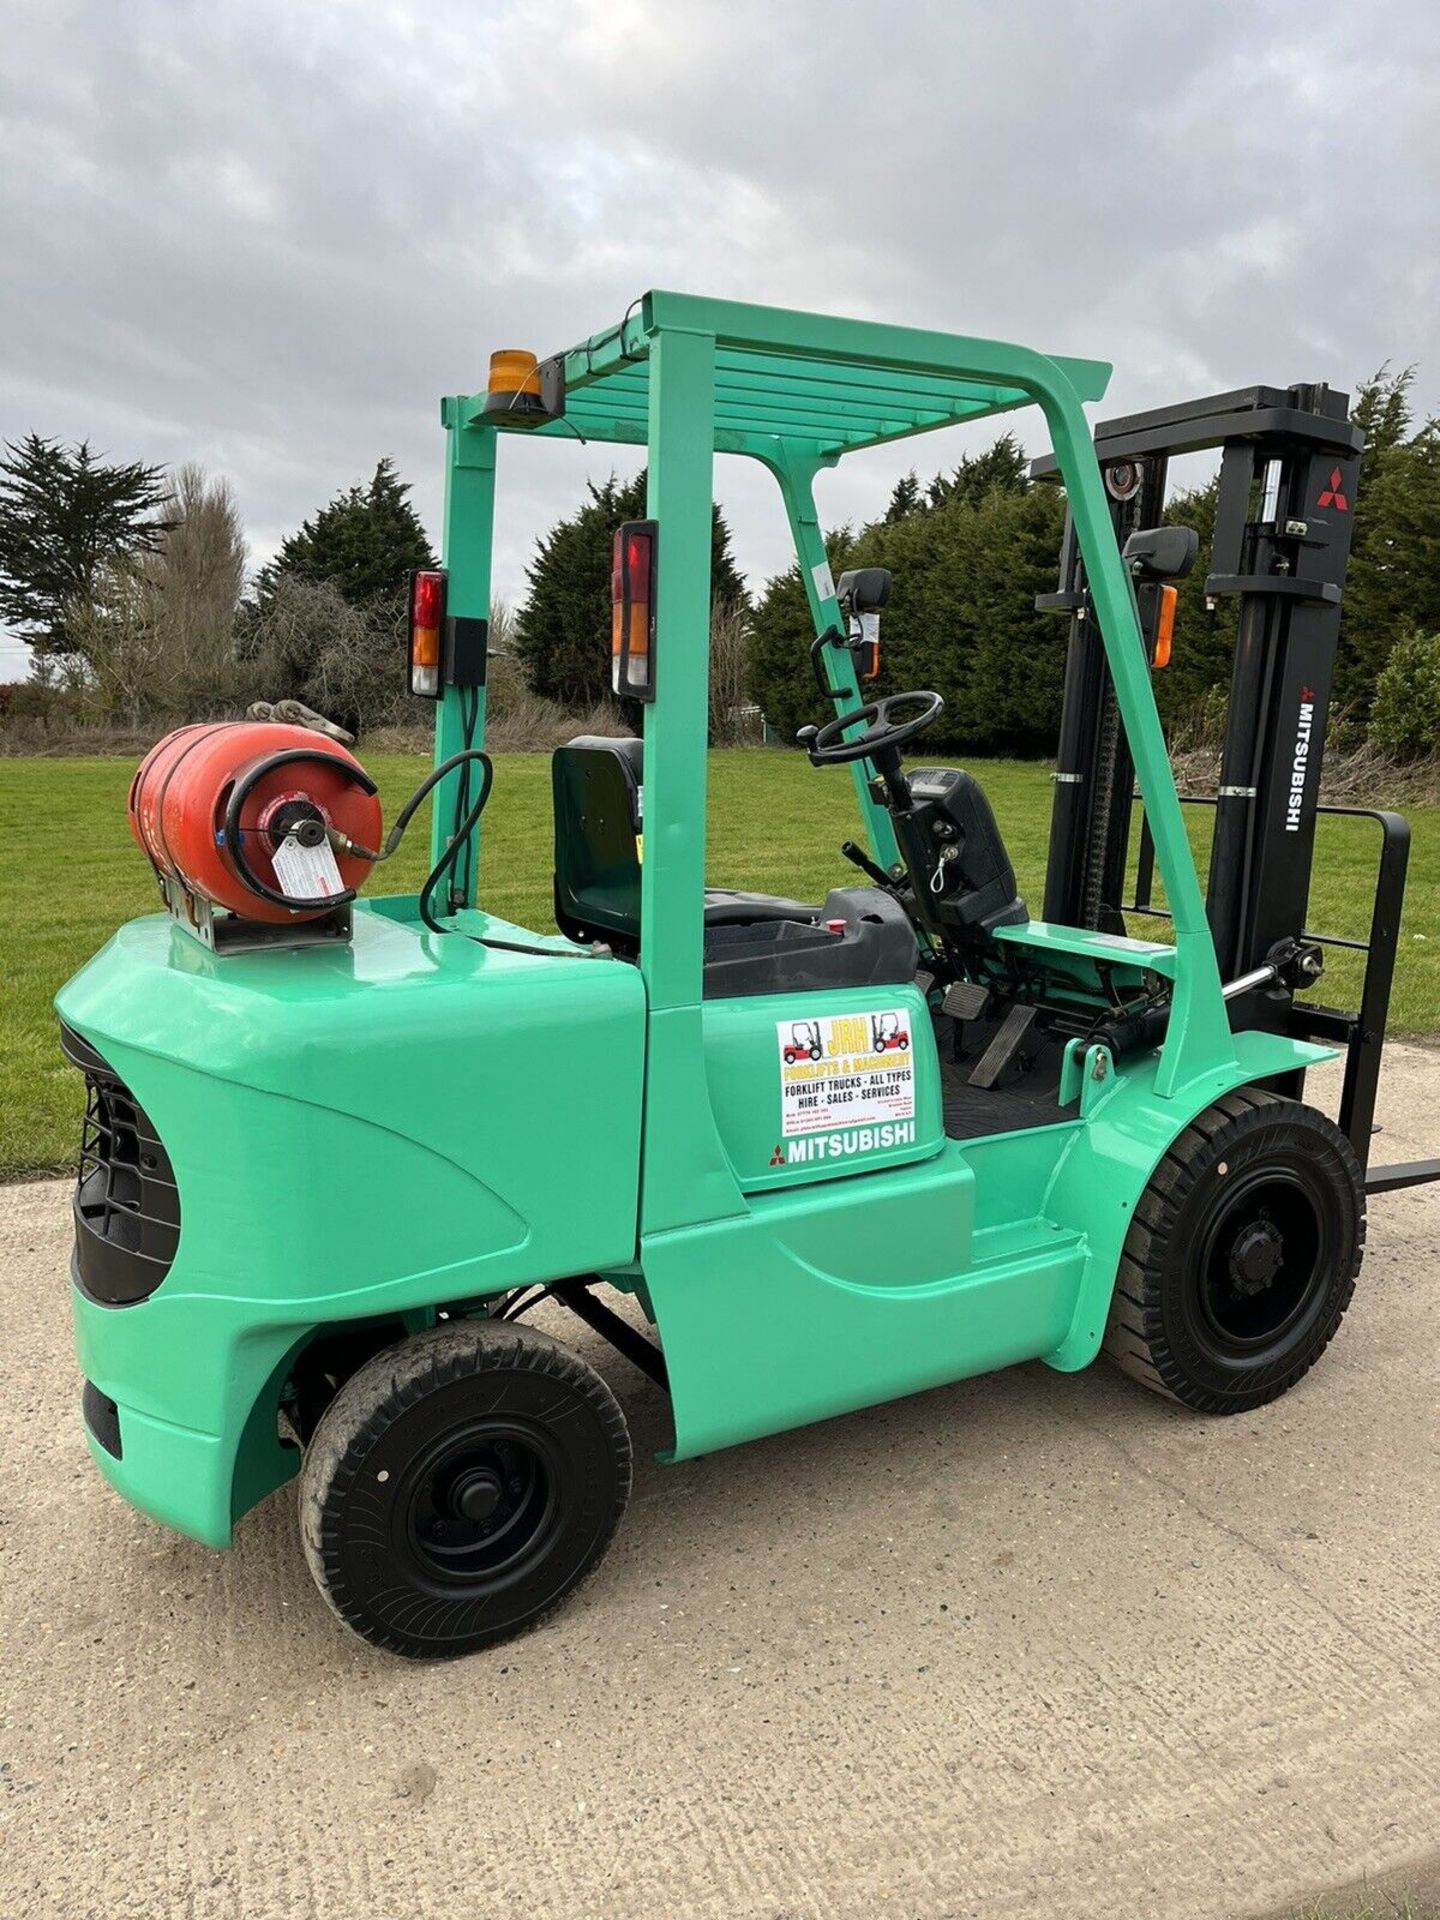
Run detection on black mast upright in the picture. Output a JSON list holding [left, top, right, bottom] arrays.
[[1038, 450, 1167, 932], [1201, 387, 1361, 996]]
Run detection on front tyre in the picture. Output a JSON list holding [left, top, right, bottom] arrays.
[[1103, 1090, 1364, 1414], [300, 1320, 631, 1658]]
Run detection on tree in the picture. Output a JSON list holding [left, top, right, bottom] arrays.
[[1369, 623, 1440, 759], [66, 563, 168, 726], [952, 483, 1069, 751], [239, 576, 414, 735], [747, 431, 1065, 754], [146, 464, 246, 703], [0, 434, 170, 657], [745, 551, 848, 749], [925, 433, 1029, 511], [1352, 363, 1415, 462], [884, 473, 922, 523], [1153, 475, 1229, 731], [156, 464, 246, 641], [70, 464, 248, 723], [751, 373, 1440, 756], [1339, 369, 1440, 714], [257, 457, 435, 606], [708, 598, 754, 743], [515, 471, 746, 707]]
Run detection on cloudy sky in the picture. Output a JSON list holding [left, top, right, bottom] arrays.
[[3, 0, 1438, 680]]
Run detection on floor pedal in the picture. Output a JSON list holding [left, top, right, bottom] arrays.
[[941, 980, 990, 1023], [914, 968, 935, 999], [968, 1003, 1037, 1090]]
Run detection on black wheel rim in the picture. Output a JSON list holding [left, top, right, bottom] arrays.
[[399, 1418, 559, 1583], [1194, 1167, 1331, 1355]]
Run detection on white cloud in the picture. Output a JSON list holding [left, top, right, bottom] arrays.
[[2, 0, 1437, 677]]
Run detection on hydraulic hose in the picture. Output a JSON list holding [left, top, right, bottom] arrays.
[[328, 747, 602, 960], [417, 754, 493, 937], [325, 747, 485, 867]]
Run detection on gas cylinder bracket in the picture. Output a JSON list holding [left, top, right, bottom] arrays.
[[162, 875, 353, 954]]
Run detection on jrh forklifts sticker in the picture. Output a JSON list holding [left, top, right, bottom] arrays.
[[776, 1008, 916, 1137]]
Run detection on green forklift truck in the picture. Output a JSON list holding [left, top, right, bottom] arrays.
[[57, 292, 1425, 1659]]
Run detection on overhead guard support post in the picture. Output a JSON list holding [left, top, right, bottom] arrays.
[[638, 322, 747, 1235], [759, 443, 902, 874], [433, 403, 498, 904], [1035, 373, 1236, 1097]]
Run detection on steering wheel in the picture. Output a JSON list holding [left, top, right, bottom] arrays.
[[799, 690, 944, 767]]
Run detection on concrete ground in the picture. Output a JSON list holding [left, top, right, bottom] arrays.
[[2, 1050, 1437, 1920]]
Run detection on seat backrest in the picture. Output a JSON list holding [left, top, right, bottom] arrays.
[[552, 736, 644, 952]]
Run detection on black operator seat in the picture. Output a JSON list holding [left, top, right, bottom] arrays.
[[550, 736, 917, 996]]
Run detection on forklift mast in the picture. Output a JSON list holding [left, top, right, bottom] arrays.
[[1036, 386, 1437, 1189], [1038, 383, 1362, 947]]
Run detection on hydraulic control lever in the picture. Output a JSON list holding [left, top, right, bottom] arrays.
[[840, 840, 899, 891]]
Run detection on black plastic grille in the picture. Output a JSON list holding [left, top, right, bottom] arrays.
[[61, 1024, 179, 1305]]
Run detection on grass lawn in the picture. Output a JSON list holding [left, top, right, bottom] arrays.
[[3, 748, 1438, 1179]]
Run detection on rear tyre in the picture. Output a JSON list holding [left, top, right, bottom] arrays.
[[300, 1319, 631, 1658], [1103, 1089, 1364, 1413]]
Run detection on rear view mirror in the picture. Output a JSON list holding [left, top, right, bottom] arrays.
[[836, 568, 892, 614], [1122, 526, 1198, 581], [835, 568, 890, 681]]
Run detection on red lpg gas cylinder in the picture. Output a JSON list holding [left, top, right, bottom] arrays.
[[127, 722, 383, 923]]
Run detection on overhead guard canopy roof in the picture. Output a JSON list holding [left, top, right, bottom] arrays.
[[462, 290, 1112, 462]]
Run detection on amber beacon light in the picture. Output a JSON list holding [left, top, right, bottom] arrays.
[[482, 349, 561, 426]]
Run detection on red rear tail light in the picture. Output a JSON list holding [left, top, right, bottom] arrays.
[[611, 521, 657, 701], [408, 568, 448, 698]]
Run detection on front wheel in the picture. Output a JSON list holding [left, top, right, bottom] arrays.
[[300, 1320, 631, 1658], [1104, 1090, 1364, 1413]]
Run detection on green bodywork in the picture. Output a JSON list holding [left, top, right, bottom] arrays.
[[57, 291, 1333, 1548]]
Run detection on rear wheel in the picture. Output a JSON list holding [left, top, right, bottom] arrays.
[[300, 1320, 631, 1658], [1104, 1089, 1364, 1413]]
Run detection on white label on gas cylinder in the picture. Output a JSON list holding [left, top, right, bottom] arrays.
[[271, 832, 344, 900], [776, 1009, 916, 1138], [811, 560, 836, 603]]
